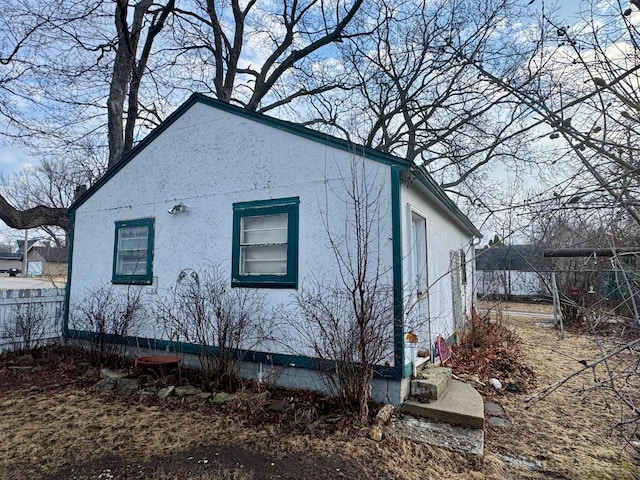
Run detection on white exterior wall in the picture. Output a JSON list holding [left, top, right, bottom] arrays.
[[400, 183, 474, 364], [68, 102, 394, 359]]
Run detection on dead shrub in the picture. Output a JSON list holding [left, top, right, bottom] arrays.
[[291, 158, 394, 424], [1, 301, 49, 352], [156, 267, 268, 391], [293, 281, 393, 424], [70, 284, 146, 365], [454, 309, 536, 393]]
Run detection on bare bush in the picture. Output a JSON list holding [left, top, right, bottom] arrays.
[[292, 159, 394, 423], [70, 284, 145, 365], [156, 267, 268, 390], [1, 302, 48, 352], [294, 281, 393, 423]]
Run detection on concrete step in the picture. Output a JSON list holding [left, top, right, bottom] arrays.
[[402, 379, 484, 429], [392, 416, 484, 457], [412, 364, 452, 401]]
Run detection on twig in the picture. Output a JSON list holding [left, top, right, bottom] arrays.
[[525, 337, 640, 407], [551, 349, 585, 363]]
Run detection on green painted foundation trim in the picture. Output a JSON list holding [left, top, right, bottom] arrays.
[[65, 329, 402, 380]]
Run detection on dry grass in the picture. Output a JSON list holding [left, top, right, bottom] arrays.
[[481, 300, 640, 480], [0, 382, 504, 479], [0, 302, 639, 479]]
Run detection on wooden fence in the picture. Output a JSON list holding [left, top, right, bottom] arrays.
[[0, 288, 65, 351]]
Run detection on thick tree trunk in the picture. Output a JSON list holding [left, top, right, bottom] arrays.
[[0, 195, 69, 231], [107, 0, 140, 169]]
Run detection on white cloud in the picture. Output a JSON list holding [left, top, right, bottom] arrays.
[[0, 144, 36, 176]]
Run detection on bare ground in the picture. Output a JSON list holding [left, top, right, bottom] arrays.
[[0, 303, 638, 480]]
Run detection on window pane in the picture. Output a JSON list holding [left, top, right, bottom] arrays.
[[118, 226, 148, 249], [117, 250, 148, 275], [241, 214, 287, 244], [240, 245, 287, 274], [116, 225, 149, 276], [119, 225, 148, 239]]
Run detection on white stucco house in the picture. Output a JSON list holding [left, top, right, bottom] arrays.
[[64, 93, 481, 406]]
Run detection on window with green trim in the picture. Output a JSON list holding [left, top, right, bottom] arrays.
[[112, 218, 155, 285], [232, 197, 299, 288]]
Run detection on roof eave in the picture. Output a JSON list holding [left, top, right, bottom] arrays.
[[68, 93, 480, 239], [409, 168, 482, 238]]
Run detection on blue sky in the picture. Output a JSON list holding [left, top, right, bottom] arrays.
[[0, 143, 34, 177]]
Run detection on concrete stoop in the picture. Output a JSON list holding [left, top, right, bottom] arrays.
[[403, 377, 485, 429], [412, 364, 452, 400]]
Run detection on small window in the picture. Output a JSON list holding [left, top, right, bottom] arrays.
[[112, 218, 154, 285], [232, 197, 299, 288]]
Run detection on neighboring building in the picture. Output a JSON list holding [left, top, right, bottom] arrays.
[[28, 245, 69, 277], [0, 241, 67, 277], [0, 240, 38, 275], [0, 251, 22, 274], [475, 244, 549, 298], [65, 94, 481, 406]]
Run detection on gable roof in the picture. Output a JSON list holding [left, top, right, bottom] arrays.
[[69, 93, 480, 237], [15, 239, 38, 255]]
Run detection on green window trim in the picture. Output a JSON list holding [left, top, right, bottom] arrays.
[[112, 218, 155, 285], [232, 197, 299, 288]]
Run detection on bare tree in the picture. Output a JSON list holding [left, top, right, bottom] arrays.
[[0, 0, 371, 231], [292, 158, 394, 423], [0, 0, 178, 229], [297, 0, 545, 206], [107, 0, 176, 168], [1, 154, 106, 244], [169, 0, 368, 112], [466, 1, 640, 226], [0, 0, 554, 236]]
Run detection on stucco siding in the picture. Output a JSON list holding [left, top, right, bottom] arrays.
[[69, 102, 395, 361], [400, 182, 474, 362]]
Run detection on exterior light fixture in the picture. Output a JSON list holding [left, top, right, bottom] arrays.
[[167, 203, 188, 214]]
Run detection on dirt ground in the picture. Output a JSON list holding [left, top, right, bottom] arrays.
[[480, 301, 639, 480], [0, 302, 639, 480]]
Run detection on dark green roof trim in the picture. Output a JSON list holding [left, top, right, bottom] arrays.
[[68, 93, 479, 238], [65, 328, 402, 380], [412, 168, 482, 238]]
